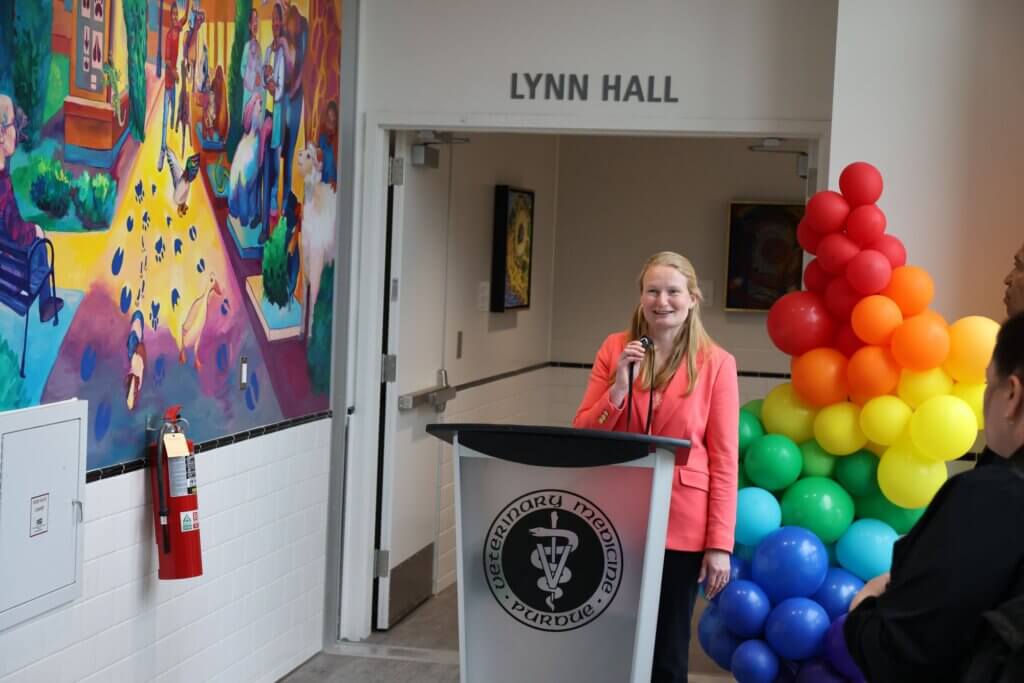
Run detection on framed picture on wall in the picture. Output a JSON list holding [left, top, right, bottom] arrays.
[[725, 201, 805, 312], [490, 185, 535, 312]]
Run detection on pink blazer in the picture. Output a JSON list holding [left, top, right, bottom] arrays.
[[573, 332, 739, 553]]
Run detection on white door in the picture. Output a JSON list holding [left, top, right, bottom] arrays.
[[375, 133, 452, 629]]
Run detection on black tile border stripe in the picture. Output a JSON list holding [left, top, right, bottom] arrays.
[[85, 410, 333, 483]]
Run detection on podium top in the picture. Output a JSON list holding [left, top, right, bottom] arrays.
[[426, 423, 690, 468]]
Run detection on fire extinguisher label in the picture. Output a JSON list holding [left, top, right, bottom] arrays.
[[180, 510, 200, 532], [168, 454, 198, 497]]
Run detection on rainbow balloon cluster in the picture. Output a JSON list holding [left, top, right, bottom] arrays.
[[698, 161, 999, 682]]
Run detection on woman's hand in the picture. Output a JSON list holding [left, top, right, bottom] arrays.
[[699, 549, 732, 600], [608, 340, 648, 408], [849, 572, 890, 612]]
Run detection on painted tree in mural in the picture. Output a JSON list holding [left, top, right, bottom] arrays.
[[123, 0, 148, 141], [12, 0, 53, 149], [227, 0, 253, 158]]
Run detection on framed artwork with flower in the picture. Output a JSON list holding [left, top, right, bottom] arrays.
[[725, 201, 806, 312], [490, 185, 535, 312]]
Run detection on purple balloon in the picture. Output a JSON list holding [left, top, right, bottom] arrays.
[[825, 615, 865, 680], [794, 659, 846, 683]]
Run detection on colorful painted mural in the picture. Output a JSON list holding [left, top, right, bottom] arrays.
[[0, 0, 342, 470]]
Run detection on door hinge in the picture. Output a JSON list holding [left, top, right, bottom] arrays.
[[387, 157, 404, 186], [381, 354, 397, 383], [374, 549, 390, 578]]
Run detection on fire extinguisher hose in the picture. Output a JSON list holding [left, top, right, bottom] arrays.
[[155, 424, 171, 554]]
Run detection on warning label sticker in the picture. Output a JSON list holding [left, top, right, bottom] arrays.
[[180, 510, 199, 532], [168, 454, 197, 497], [30, 494, 49, 537]]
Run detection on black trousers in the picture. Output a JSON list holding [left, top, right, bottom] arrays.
[[651, 549, 705, 683]]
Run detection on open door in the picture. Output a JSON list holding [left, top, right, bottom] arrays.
[[374, 131, 453, 629]]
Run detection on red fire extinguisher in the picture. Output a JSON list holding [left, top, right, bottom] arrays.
[[149, 405, 203, 579]]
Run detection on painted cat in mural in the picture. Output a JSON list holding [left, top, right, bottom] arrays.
[[296, 142, 335, 338]]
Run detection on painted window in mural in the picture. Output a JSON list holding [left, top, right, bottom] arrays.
[[0, 0, 342, 470]]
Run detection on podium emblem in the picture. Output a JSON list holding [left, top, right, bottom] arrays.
[[483, 489, 623, 632]]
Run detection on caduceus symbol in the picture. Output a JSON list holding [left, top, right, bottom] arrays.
[[529, 512, 579, 610]]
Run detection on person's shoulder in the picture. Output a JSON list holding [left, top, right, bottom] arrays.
[[601, 331, 629, 350], [942, 462, 1024, 510], [702, 343, 737, 372]]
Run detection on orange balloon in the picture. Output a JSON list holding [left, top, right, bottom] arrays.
[[792, 348, 850, 407], [891, 311, 951, 371], [882, 266, 934, 316], [851, 295, 904, 345], [847, 345, 901, 398]]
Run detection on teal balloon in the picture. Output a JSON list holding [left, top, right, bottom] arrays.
[[800, 440, 836, 479], [855, 489, 926, 535], [835, 450, 881, 497], [780, 477, 855, 544], [736, 487, 782, 547], [837, 519, 898, 581], [738, 409, 765, 456], [744, 434, 802, 492], [734, 543, 756, 563], [742, 399, 764, 421]]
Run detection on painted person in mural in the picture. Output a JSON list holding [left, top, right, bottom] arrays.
[[281, 3, 309, 212], [257, 2, 287, 243], [0, 95, 63, 323], [159, 0, 191, 172]]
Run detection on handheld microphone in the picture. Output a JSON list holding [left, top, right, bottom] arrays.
[[627, 336, 655, 433]]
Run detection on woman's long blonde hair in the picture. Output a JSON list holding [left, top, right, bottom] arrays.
[[628, 251, 714, 396]]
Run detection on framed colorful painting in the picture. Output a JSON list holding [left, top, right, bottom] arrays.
[[725, 201, 805, 312], [490, 186, 534, 312]]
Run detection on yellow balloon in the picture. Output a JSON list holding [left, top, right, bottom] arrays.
[[813, 402, 866, 455], [897, 368, 953, 408], [860, 395, 913, 446], [944, 316, 999, 384], [909, 395, 978, 462], [762, 383, 819, 443], [952, 382, 985, 427], [878, 438, 947, 508], [864, 441, 887, 456]]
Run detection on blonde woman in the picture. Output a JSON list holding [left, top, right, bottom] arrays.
[[574, 251, 739, 682]]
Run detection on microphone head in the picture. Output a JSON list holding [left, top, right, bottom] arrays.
[[639, 335, 653, 351]]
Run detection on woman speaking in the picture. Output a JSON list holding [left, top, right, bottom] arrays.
[[574, 251, 740, 682]]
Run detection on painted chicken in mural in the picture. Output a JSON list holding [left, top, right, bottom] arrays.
[[178, 272, 222, 371], [164, 149, 201, 216]]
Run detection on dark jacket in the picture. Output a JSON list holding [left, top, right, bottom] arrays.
[[844, 447, 1024, 682]]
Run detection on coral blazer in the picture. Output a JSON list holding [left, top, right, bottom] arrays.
[[573, 332, 739, 553]]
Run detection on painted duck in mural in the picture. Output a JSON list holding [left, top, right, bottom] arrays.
[[179, 272, 222, 371], [164, 148, 201, 217]]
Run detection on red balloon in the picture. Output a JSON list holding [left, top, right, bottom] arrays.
[[797, 219, 821, 254], [817, 233, 860, 274], [845, 249, 893, 294], [767, 291, 836, 356], [825, 277, 862, 321], [870, 234, 907, 268], [803, 259, 830, 292], [839, 161, 884, 206], [835, 322, 866, 358], [806, 191, 850, 234], [846, 205, 887, 246]]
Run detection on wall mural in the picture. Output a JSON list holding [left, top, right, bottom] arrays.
[[0, 0, 342, 470]]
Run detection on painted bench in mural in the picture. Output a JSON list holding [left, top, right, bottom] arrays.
[[0, 236, 58, 377]]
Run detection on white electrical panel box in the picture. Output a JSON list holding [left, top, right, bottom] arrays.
[[0, 399, 88, 632]]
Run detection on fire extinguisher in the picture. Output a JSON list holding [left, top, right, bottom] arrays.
[[149, 405, 203, 580]]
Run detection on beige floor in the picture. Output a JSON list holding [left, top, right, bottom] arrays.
[[282, 587, 730, 682]]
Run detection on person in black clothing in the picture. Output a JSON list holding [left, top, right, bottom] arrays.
[[843, 312, 1024, 682], [975, 243, 1024, 469]]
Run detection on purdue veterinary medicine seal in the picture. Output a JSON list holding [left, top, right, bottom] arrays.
[[483, 489, 623, 632]]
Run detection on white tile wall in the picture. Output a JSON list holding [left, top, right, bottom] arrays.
[[433, 367, 785, 591], [0, 419, 334, 683]]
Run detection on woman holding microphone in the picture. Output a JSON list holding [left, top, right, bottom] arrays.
[[574, 251, 740, 682]]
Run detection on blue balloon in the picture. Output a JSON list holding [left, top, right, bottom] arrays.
[[731, 639, 779, 683], [812, 568, 865, 621], [719, 580, 772, 638], [737, 487, 783, 546], [765, 598, 831, 661], [731, 554, 752, 582], [698, 604, 743, 671], [794, 658, 846, 683], [752, 527, 829, 603], [836, 519, 898, 581]]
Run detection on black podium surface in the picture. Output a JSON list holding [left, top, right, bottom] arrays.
[[427, 423, 689, 683]]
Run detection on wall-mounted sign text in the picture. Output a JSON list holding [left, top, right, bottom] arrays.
[[510, 73, 679, 103]]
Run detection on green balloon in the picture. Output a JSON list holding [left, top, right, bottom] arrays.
[[780, 477, 855, 543], [800, 440, 836, 479], [738, 409, 765, 456], [855, 489, 927, 535], [737, 466, 751, 489], [835, 450, 881, 497], [745, 434, 802, 491], [742, 399, 764, 421]]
